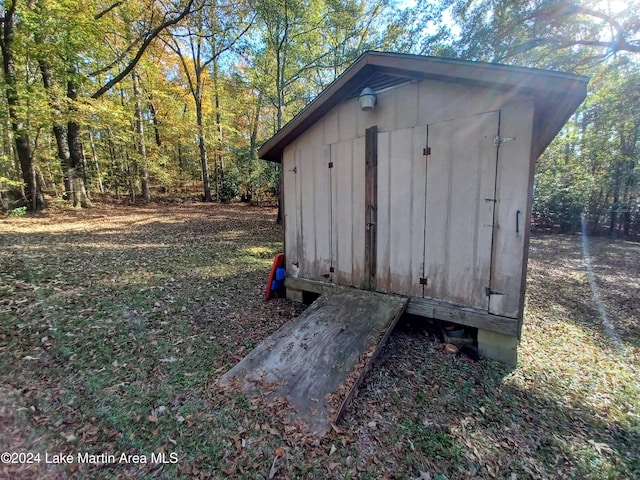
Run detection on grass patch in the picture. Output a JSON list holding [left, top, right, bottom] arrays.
[[0, 205, 638, 479]]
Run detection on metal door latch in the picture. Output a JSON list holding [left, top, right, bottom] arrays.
[[494, 136, 515, 147], [485, 287, 505, 296]]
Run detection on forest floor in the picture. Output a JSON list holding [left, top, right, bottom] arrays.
[[1, 202, 638, 479]]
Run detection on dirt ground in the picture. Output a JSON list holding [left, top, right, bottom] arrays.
[[1, 202, 638, 479]]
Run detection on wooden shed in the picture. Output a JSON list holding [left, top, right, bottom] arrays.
[[259, 51, 588, 365]]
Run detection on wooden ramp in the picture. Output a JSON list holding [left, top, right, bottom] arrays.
[[218, 290, 407, 436]]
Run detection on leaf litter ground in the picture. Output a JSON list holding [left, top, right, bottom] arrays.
[[0, 202, 638, 479]]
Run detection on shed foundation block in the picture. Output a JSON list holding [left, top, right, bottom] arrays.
[[478, 329, 518, 367], [286, 287, 304, 303]]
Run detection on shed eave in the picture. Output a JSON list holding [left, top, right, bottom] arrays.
[[258, 51, 588, 163]]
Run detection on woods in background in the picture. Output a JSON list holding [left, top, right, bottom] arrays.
[[0, 0, 638, 237]]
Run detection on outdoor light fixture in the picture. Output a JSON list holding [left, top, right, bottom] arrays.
[[358, 87, 376, 111]]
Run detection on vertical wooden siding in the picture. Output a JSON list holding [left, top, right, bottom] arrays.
[[281, 78, 535, 320], [283, 149, 299, 277], [423, 111, 499, 310], [489, 101, 535, 318], [376, 127, 428, 296], [296, 145, 332, 281], [330, 138, 366, 287]]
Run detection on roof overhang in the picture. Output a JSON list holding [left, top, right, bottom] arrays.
[[258, 51, 588, 162]]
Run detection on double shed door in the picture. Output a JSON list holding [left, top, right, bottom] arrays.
[[284, 140, 366, 289], [375, 109, 501, 312], [286, 109, 506, 314]]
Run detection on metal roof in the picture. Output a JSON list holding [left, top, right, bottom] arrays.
[[259, 51, 589, 162]]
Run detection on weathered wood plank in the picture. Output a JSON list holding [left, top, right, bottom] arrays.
[[334, 140, 353, 285], [338, 101, 357, 142], [406, 296, 519, 336], [389, 127, 413, 295], [352, 136, 366, 288], [284, 277, 519, 336], [424, 119, 451, 302], [218, 290, 408, 436], [376, 130, 391, 292], [410, 126, 428, 297], [314, 145, 332, 278], [489, 100, 535, 321], [283, 148, 298, 275], [299, 150, 315, 279]]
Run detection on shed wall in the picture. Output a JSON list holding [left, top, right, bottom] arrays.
[[282, 77, 536, 324]]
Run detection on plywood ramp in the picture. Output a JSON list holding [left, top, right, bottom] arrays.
[[218, 290, 407, 436]]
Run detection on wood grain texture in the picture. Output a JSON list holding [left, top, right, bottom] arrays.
[[406, 296, 518, 336], [218, 290, 407, 436], [423, 111, 498, 309], [313, 145, 332, 279], [352, 136, 366, 288], [376, 131, 391, 292], [283, 148, 298, 275], [283, 277, 518, 336], [334, 140, 354, 285], [388, 127, 413, 295], [489, 101, 535, 320]]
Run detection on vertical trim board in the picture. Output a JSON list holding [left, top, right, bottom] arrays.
[[364, 126, 379, 291]]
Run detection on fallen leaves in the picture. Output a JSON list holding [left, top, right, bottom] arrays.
[[0, 204, 638, 479]]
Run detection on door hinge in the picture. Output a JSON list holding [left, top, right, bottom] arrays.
[[328, 161, 334, 168], [329, 267, 335, 273], [423, 147, 431, 156], [494, 136, 515, 147], [419, 277, 428, 285], [485, 287, 505, 297]]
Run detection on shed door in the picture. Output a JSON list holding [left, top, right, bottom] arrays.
[[423, 110, 500, 311]]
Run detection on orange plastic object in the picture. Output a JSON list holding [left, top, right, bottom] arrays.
[[265, 253, 285, 300]]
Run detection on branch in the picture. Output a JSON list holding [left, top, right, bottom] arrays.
[[503, 36, 640, 62], [88, 36, 143, 77], [201, 13, 256, 70], [94, 1, 125, 20], [91, 0, 196, 99]]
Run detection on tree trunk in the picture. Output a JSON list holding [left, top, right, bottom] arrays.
[[275, 50, 285, 225], [212, 58, 224, 202], [132, 71, 151, 201], [1, 2, 45, 210], [195, 88, 212, 202], [39, 60, 71, 199], [148, 97, 162, 146], [89, 129, 104, 193], [250, 94, 261, 156], [66, 79, 92, 208], [3, 115, 25, 198]]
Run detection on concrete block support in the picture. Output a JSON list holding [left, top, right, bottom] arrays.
[[478, 329, 518, 367], [286, 287, 304, 303]]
